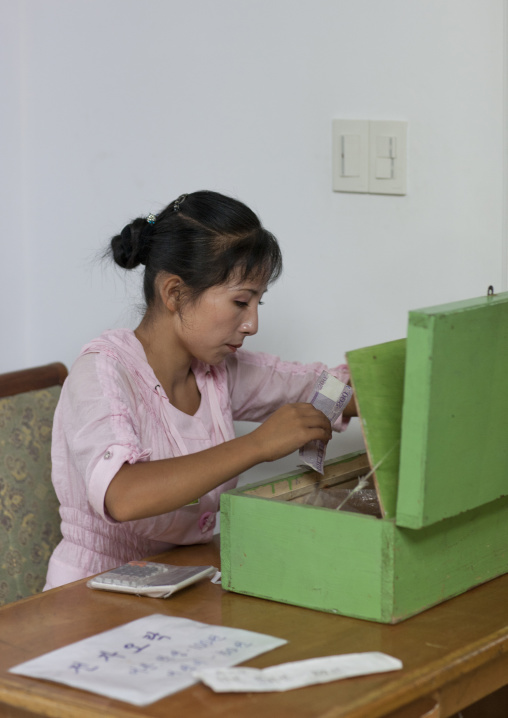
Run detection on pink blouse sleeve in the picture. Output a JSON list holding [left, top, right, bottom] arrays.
[[53, 353, 151, 523], [224, 349, 350, 432]]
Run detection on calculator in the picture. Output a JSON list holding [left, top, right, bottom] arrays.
[[86, 561, 217, 598]]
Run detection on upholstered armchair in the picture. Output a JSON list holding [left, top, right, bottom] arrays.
[[0, 363, 67, 605]]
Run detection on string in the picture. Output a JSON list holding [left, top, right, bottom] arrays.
[[335, 440, 400, 511]]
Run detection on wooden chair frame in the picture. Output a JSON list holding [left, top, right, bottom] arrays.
[[0, 362, 68, 398]]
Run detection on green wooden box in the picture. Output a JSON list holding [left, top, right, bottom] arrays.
[[220, 292, 508, 623]]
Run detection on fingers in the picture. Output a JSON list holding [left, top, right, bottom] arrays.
[[290, 403, 332, 437], [252, 403, 333, 463], [276, 403, 332, 443]]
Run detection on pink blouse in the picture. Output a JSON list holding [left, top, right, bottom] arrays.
[[44, 329, 349, 589]]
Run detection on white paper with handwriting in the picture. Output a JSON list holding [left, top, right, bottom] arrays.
[[9, 614, 287, 706], [195, 652, 403, 692]]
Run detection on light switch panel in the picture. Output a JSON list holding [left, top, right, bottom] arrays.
[[332, 119, 369, 193], [333, 119, 407, 196], [369, 121, 407, 195]]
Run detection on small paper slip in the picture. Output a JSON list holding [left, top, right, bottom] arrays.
[[9, 614, 287, 706], [299, 371, 353, 474], [194, 652, 403, 693]]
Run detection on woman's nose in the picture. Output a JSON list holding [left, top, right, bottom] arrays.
[[240, 308, 259, 335]]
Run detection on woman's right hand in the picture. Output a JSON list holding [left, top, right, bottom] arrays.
[[250, 403, 332, 462]]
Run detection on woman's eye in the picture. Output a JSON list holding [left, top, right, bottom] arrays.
[[234, 299, 265, 307]]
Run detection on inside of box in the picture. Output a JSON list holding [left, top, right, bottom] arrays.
[[243, 454, 382, 519]]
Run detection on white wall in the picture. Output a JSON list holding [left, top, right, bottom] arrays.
[[2, 0, 507, 481]]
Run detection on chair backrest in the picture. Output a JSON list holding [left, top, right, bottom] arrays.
[[0, 362, 67, 605]]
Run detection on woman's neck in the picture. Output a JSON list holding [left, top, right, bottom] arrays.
[[134, 315, 201, 415]]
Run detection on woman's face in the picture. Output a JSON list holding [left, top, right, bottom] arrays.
[[176, 274, 267, 365]]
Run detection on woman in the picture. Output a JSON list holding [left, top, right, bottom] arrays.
[[44, 190, 355, 589]]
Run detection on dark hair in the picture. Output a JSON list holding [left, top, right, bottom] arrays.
[[109, 190, 283, 307]]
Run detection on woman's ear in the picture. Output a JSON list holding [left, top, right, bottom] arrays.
[[158, 274, 184, 313]]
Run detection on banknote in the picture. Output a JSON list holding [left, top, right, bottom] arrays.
[[298, 371, 353, 474]]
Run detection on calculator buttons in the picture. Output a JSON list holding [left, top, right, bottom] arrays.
[[96, 562, 166, 588], [87, 562, 217, 598]]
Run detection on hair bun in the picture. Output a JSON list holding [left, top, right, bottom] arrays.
[[110, 218, 152, 269]]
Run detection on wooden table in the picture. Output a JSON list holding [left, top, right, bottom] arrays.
[[1, 536, 508, 718]]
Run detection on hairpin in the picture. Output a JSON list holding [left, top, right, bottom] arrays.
[[146, 214, 156, 225], [173, 194, 188, 212]]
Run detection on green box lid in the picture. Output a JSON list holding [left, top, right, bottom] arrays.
[[346, 291, 508, 529]]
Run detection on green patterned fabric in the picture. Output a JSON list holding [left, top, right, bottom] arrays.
[[0, 386, 62, 605]]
